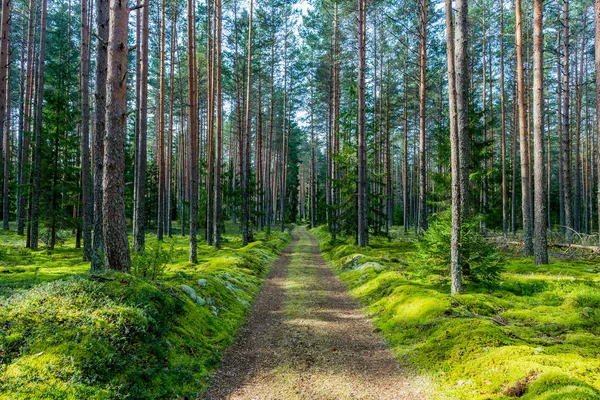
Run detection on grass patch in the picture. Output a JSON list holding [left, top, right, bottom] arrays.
[[311, 225, 600, 400], [0, 225, 290, 399]]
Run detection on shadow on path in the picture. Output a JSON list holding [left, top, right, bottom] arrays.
[[203, 227, 430, 400]]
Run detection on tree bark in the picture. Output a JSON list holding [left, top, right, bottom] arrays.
[[563, 0, 573, 242], [357, 0, 368, 247], [92, 0, 108, 271], [418, 0, 427, 234], [455, 0, 470, 215], [595, 0, 600, 234], [29, 0, 47, 251], [133, 0, 148, 253], [80, 0, 92, 260], [532, 0, 548, 264], [213, 0, 223, 248], [103, 0, 131, 272], [187, 0, 198, 263], [446, 0, 462, 294], [516, 0, 533, 256]]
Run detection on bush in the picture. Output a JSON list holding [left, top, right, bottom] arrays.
[[412, 212, 504, 284], [131, 239, 174, 280]]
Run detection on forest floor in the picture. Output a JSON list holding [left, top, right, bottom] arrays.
[[0, 224, 291, 399], [311, 226, 600, 400], [205, 226, 430, 400]]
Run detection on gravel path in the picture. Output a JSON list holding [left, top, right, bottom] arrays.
[[203, 227, 430, 400]]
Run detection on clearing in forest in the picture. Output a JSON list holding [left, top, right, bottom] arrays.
[[205, 227, 430, 400]]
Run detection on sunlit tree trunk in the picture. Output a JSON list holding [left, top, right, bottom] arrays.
[[103, 0, 131, 271], [91, 0, 108, 271], [516, 0, 533, 256], [29, 0, 48, 251], [532, 0, 548, 264], [357, 0, 368, 247], [188, 0, 199, 262], [446, 0, 462, 294]]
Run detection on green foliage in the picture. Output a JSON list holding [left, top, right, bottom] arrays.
[[131, 239, 175, 281], [412, 212, 504, 284], [311, 225, 600, 399]]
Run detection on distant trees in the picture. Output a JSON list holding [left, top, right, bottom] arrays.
[[4, 0, 600, 278]]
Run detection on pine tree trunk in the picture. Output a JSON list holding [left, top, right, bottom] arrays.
[[516, 0, 533, 256], [532, 0, 548, 264], [187, 0, 198, 263], [91, 0, 108, 271], [103, 0, 131, 271], [563, 0, 573, 242], [595, 0, 600, 234], [500, 0, 508, 237], [80, 0, 92, 260], [157, 0, 166, 241], [3, 47, 10, 231], [446, 0, 462, 294], [213, 0, 223, 248], [418, 0, 427, 234], [455, 0, 470, 215], [357, 0, 368, 247], [29, 0, 47, 251], [133, 0, 148, 253], [17, 0, 35, 237]]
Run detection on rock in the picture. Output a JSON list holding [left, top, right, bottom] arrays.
[[195, 297, 206, 306], [197, 278, 208, 287], [354, 262, 386, 271], [181, 285, 198, 301], [342, 254, 366, 270]]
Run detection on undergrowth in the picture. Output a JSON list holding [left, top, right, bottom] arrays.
[[0, 226, 290, 399], [311, 225, 600, 400]]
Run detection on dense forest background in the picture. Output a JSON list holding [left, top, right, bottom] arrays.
[[0, 0, 598, 281]]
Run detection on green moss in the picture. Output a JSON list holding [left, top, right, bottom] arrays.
[[0, 227, 290, 399], [311, 226, 600, 400]]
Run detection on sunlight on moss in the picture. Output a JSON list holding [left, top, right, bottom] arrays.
[[0, 226, 290, 399], [311, 226, 600, 400]]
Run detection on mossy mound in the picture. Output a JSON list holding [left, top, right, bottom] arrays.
[[311, 226, 600, 400], [0, 229, 290, 399]]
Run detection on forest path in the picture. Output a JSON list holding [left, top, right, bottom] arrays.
[[203, 226, 430, 400]]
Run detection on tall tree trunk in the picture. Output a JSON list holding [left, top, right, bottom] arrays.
[[403, 60, 408, 232], [167, 6, 177, 237], [516, 0, 533, 256], [0, 0, 10, 219], [133, 0, 149, 253], [80, 0, 92, 260], [92, 0, 108, 271], [3, 45, 10, 231], [213, 0, 223, 248], [446, 0, 462, 294], [500, 0, 508, 237], [103, 0, 131, 271], [29, 0, 47, 251], [418, 0, 427, 233], [241, 0, 253, 244], [595, 0, 600, 234], [532, 0, 548, 264], [563, 0, 573, 242], [157, 0, 166, 241], [18, 0, 35, 237], [357, 0, 368, 247], [187, 0, 199, 262], [455, 0, 470, 215]]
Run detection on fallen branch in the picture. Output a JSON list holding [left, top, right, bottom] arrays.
[[501, 240, 600, 254]]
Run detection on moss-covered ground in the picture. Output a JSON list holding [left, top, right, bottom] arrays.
[[311, 226, 600, 400], [0, 223, 290, 399]]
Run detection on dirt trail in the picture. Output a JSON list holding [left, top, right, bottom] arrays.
[[203, 227, 430, 400]]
